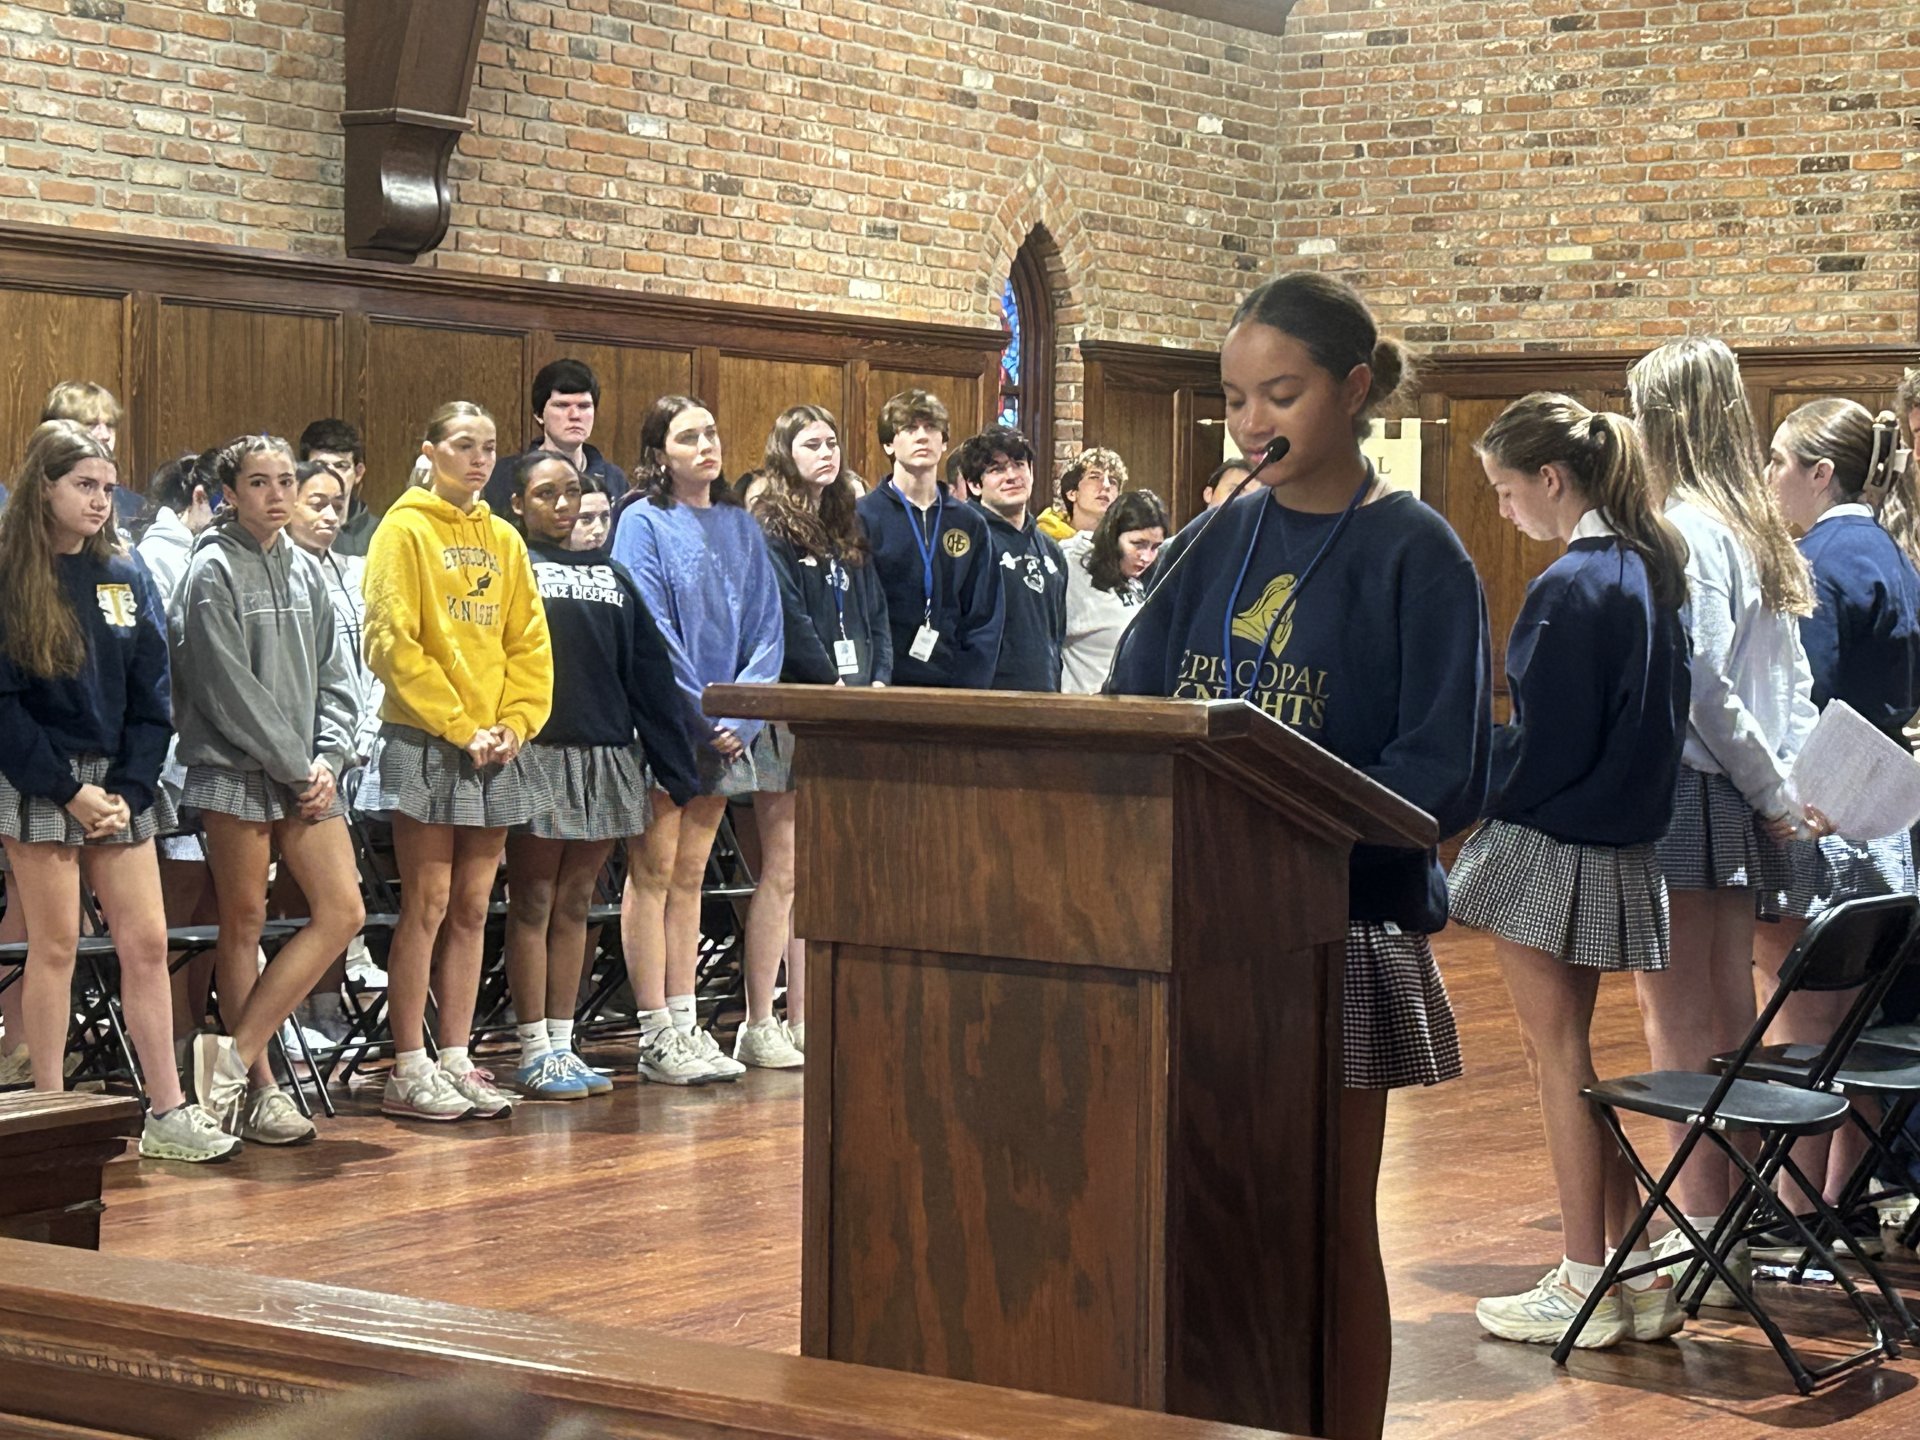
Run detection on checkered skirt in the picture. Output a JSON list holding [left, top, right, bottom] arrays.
[[182, 763, 346, 824], [1449, 819, 1671, 972], [1758, 830, 1915, 922], [0, 753, 177, 847], [1345, 922, 1464, 1091], [697, 723, 790, 798], [516, 742, 653, 842], [356, 724, 551, 829], [1655, 765, 1792, 893]]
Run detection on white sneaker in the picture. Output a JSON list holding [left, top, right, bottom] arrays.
[[1624, 1280, 1685, 1342], [1651, 1227, 1750, 1308], [787, 1020, 804, 1053], [1475, 1264, 1630, 1348], [139, 1102, 242, 1163], [733, 1016, 805, 1069], [686, 1024, 745, 1079], [441, 1063, 514, 1118], [345, 953, 389, 989], [239, 1085, 316, 1146], [638, 1026, 718, 1086], [381, 1066, 474, 1122], [190, 1032, 250, 1132]]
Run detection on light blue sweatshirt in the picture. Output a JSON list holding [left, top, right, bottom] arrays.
[[611, 497, 783, 751]]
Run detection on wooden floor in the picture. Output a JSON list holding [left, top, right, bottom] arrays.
[[97, 930, 1920, 1438]]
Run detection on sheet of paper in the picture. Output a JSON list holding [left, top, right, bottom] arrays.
[[1788, 699, 1920, 842]]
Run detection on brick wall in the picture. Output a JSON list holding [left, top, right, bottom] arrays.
[[1279, 0, 1920, 350]]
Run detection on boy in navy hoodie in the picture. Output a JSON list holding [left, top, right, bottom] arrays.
[[956, 425, 1065, 691], [855, 390, 1004, 687]]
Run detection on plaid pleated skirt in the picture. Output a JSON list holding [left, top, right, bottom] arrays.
[[1345, 921, 1464, 1091], [183, 763, 345, 824], [1758, 829, 1916, 922], [357, 724, 551, 829], [0, 753, 177, 847], [1449, 819, 1671, 972], [698, 723, 791, 798], [1655, 766, 1791, 893], [516, 742, 653, 842]]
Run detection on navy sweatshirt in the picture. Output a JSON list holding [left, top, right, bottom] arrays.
[[856, 480, 1005, 688], [762, 534, 893, 687], [1111, 488, 1492, 933], [975, 503, 1066, 692], [0, 550, 171, 815], [1491, 535, 1691, 845], [525, 538, 699, 806], [1798, 509, 1920, 740]]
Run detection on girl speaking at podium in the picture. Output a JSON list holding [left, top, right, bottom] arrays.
[[1109, 272, 1492, 1437]]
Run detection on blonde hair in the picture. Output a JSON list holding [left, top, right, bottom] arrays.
[[423, 400, 494, 445], [41, 379, 123, 430], [1628, 337, 1813, 616]]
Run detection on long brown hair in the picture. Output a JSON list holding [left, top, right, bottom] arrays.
[[633, 394, 736, 510], [1477, 393, 1691, 610], [1086, 488, 1168, 594], [1775, 398, 1920, 568], [1628, 337, 1813, 615], [0, 421, 120, 678], [751, 404, 868, 564]]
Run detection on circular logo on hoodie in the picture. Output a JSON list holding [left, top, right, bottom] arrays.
[[942, 528, 971, 559]]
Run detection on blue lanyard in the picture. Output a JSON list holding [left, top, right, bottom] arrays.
[[1220, 469, 1374, 703], [888, 481, 942, 621], [827, 555, 849, 638]]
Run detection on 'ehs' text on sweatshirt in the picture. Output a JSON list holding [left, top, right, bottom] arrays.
[[856, 480, 1005, 688], [1797, 504, 1920, 741], [975, 503, 1066, 692]]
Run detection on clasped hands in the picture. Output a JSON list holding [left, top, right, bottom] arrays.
[[466, 724, 523, 770]]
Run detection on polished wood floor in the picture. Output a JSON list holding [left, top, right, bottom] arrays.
[[97, 931, 1920, 1437]]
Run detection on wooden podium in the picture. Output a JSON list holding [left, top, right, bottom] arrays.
[[706, 687, 1436, 1440]]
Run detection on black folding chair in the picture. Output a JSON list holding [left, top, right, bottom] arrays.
[[1552, 894, 1920, 1391]]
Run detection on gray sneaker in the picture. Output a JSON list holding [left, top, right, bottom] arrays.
[[638, 1026, 718, 1086], [239, 1086, 316, 1146], [733, 1016, 805, 1069], [382, 1067, 474, 1122], [441, 1064, 515, 1118], [139, 1102, 242, 1163]]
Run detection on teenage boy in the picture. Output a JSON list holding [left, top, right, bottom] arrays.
[[856, 389, 1005, 688], [957, 426, 1064, 691]]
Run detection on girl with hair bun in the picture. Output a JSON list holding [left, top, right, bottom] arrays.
[[1110, 271, 1491, 1435], [1457, 393, 1693, 1350]]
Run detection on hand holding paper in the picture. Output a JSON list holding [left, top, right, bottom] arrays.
[[1787, 700, 1920, 843]]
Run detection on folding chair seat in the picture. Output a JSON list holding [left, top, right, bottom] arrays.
[[1553, 894, 1920, 1392]]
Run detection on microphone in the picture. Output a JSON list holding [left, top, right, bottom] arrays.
[[1099, 437, 1290, 695]]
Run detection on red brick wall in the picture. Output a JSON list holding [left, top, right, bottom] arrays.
[[1280, 0, 1920, 350]]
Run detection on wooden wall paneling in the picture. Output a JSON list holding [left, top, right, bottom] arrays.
[[865, 366, 985, 491], [152, 302, 341, 469], [715, 355, 844, 486], [0, 286, 128, 475], [843, 359, 872, 482], [1079, 342, 1223, 522], [546, 338, 696, 480], [1170, 388, 1226, 528], [361, 320, 524, 514]]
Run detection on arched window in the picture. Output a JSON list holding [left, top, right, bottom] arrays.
[[999, 226, 1056, 490]]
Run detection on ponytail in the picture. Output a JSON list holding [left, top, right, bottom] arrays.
[[1476, 393, 1691, 611]]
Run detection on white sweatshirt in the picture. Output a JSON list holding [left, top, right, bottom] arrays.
[[1060, 532, 1146, 695]]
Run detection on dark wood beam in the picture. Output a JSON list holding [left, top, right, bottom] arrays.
[[1131, 0, 1298, 39], [341, 0, 491, 264]]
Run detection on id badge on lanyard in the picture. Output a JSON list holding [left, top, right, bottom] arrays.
[[892, 484, 944, 662], [828, 558, 860, 675]]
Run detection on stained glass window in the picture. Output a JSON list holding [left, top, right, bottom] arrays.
[[999, 277, 1022, 429]]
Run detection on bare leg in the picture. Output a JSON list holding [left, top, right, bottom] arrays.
[[82, 842, 187, 1114], [1755, 916, 1864, 1202], [387, 818, 456, 1053], [199, 813, 276, 1088], [429, 826, 508, 1051], [622, 795, 680, 1014], [742, 789, 796, 1023], [548, 841, 613, 1024], [4, 840, 82, 1093], [159, 856, 211, 1039], [504, 833, 565, 1031], [785, 937, 806, 1027], [665, 797, 728, 1000]]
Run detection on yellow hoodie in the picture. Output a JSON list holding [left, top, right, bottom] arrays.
[[1036, 504, 1078, 542], [362, 486, 553, 747]]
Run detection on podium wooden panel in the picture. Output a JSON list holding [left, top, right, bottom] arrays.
[[707, 687, 1436, 1440]]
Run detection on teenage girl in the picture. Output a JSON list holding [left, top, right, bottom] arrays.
[[503, 450, 698, 1097], [744, 404, 891, 1066], [1110, 273, 1491, 1435], [611, 395, 783, 1085], [0, 420, 235, 1161], [1453, 394, 1693, 1349], [170, 435, 367, 1145], [571, 471, 613, 553], [1060, 488, 1167, 694], [1628, 338, 1818, 1295], [359, 401, 554, 1122], [1753, 400, 1920, 1214]]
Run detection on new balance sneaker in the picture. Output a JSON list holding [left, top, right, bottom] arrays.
[[638, 1026, 717, 1086], [139, 1102, 242, 1163], [685, 1025, 744, 1079], [442, 1063, 514, 1118], [190, 1032, 250, 1132], [1651, 1228, 1751, 1308], [1475, 1265, 1630, 1348], [381, 1067, 475, 1122], [239, 1085, 316, 1146], [1623, 1281, 1684, 1342], [733, 1016, 805, 1070], [513, 1052, 589, 1100], [788, 1020, 805, 1054], [552, 1049, 613, 1095]]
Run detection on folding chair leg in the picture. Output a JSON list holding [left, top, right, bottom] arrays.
[[1772, 1150, 1911, 1354]]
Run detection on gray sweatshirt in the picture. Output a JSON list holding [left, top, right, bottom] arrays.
[[169, 520, 356, 785]]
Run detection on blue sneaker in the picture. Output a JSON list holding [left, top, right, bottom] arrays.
[[513, 1052, 589, 1099], [553, 1049, 613, 1095]]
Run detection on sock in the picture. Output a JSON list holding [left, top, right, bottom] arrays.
[[516, 1021, 551, 1067], [547, 1017, 575, 1054], [395, 1048, 432, 1080], [639, 1007, 673, 1042], [1682, 1212, 1720, 1235], [1616, 1248, 1658, 1291], [439, 1045, 471, 1076], [667, 994, 696, 1035], [1561, 1256, 1607, 1295]]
